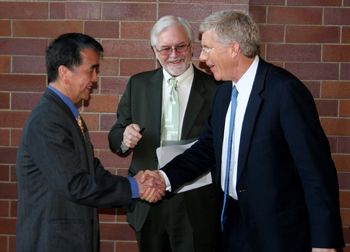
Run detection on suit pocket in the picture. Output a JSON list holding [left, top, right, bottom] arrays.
[[48, 218, 88, 251], [278, 204, 308, 226]]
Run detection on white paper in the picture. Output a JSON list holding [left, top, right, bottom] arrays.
[[156, 140, 212, 193]]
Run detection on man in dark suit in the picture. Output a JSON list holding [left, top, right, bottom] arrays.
[[15, 33, 164, 252], [154, 10, 345, 252], [108, 16, 219, 252]]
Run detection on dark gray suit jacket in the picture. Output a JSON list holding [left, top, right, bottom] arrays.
[[16, 88, 133, 252], [108, 65, 220, 247]]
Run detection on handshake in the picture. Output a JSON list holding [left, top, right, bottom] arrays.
[[134, 170, 166, 203]]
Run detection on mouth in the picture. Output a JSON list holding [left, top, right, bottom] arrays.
[[167, 58, 184, 65], [87, 86, 92, 93]]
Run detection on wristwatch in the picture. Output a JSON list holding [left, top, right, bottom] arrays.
[[120, 141, 129, 153]]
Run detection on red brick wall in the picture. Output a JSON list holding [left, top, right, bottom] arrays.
[[0, 1, 349, 252]]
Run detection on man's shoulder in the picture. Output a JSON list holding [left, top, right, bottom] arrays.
[[130, 68, 162, 80], [260, 59, 300, 83], [28, 90, 71, 124]]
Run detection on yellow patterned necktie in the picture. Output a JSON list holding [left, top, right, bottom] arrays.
[[77, 114, 85, 138]]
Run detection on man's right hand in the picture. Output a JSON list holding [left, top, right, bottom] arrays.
[[122, 124, 142, 149], [134, 170, 166, 203]]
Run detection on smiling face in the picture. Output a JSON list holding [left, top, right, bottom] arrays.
[[153, 24, 193, 77], [199, 30, 234, 82], [64, 48, 100, 104]]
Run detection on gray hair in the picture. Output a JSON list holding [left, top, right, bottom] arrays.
[[199, 10, 260, 58], [150, 16, 195, 47]]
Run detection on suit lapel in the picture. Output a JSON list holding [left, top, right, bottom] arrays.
[[237, 58, 268, 181], [181, 67, 205, 139], [146, 68, 163, 133]]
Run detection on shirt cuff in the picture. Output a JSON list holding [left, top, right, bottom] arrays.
[[158, 170, 172, 192], [128, 177, 139, 198]]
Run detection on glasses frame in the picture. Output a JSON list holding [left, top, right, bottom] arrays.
[[201, 45, 222, 55], [155, 43, 191, 56]]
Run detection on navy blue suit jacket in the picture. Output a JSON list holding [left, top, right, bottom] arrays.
[[162, 58, 344, 251]]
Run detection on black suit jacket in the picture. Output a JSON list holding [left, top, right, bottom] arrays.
[[162, 58, 344, 251], [16, 89, 133, 252], [108, 65, 220, 245]]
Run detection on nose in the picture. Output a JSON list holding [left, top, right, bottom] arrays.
[[169, 47, 180, 57], [92, 69, 98, 82], [199, 51, 208, 62]]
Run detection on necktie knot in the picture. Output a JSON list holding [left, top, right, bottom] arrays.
[[168, 78, 178, 90], [231, 85, 238, 101]]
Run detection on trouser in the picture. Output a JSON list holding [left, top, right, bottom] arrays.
[[136, 193, 195, 252], [220, 198, 252, 252]]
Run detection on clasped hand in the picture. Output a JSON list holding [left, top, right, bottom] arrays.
[[134, 170, 166, 203]]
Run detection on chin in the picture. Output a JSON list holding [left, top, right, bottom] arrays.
[[81, 94, 91, 101], [212, 73, 221, 81], [167, 64, 188, 76]]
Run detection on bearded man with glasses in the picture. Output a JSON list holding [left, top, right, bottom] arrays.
[[108, 16, 221, 252]]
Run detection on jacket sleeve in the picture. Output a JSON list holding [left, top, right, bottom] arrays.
[[279, 77, 344, 248]]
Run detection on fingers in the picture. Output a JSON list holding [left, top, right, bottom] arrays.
[[122, 124, 142, 148], [135, 170, 166, 203], [143, 170, 165, 183], [143, 170, 166, 197]]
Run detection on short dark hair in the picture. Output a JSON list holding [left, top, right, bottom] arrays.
[[46, 33, 103, 83]]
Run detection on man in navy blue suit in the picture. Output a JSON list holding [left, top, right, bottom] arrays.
[[150, 10, 345, 252]]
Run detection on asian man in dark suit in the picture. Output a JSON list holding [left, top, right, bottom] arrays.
[[15, 33, 164, 252], [108, 16, 220, 252], [151, 10, 345, 252]]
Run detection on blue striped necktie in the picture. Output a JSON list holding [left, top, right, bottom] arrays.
[[221, 85, 238, 231]]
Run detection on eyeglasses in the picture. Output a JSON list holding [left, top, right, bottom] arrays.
[[201, 46, 220, 55], [155, 43, 191, 56]]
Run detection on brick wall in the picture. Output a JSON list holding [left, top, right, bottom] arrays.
[[0, 0, 349, 251]]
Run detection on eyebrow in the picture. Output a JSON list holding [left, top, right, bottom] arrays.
[[90, 64, 99, 70], [160, 42, 187, 48]]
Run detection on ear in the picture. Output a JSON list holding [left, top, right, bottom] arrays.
[[58, 65, 70, 85], [229, 41, 240, 59]]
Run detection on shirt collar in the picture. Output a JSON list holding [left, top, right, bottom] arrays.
[[233, 56, 259, 96], [48, 86, 79, 119]]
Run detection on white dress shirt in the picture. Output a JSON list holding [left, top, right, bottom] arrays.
[[221, 56, 259, 200]]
